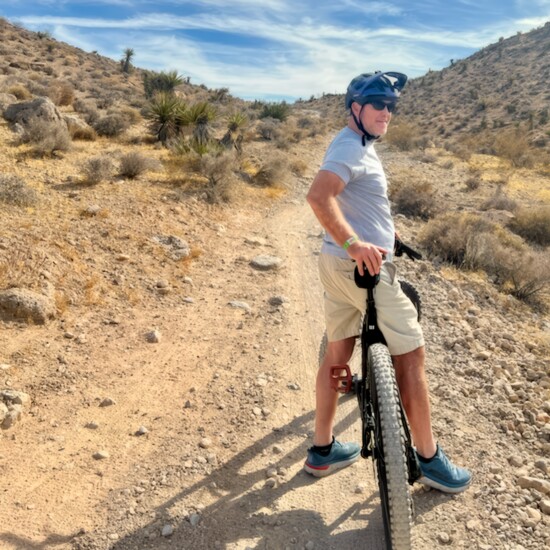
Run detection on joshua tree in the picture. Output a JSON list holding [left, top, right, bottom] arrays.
[[144, 92, 187, 143], [220, 112, 248, 150], [143, 70, 185, 98], [182, 102, 217, 147], [122, 48, 134, 74]]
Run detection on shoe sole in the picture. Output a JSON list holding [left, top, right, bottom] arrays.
[[418, 475, 471, 494], [304, 453, 360, 478]]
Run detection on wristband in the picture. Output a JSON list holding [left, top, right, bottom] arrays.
[[342, 235, 358, 250]]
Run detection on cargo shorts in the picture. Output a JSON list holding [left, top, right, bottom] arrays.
[[319, 253, 424, 356]]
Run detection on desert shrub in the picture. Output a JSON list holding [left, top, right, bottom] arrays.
[[509, 207, 550, 246], [93, 114, 129, 137], [200, 150, 239, 203], [258, 117, 282, 140], [73, 98, 97, 113], [0, 174, 38, 206], [118, 152, 154, 179], [253, 152, 290, 187], [69, 124, 96, 141], [115, 105, 141, 125], [386, 122, 416, 151], [392, 181, 439, 220], [492, 129, 534, 167], [20, 117, 71, 155], [81, 156, 114, 184], [7, 84, 31, 100], [47, 81, 75, 106], [260, 101, 291, 122], [143, 70, 184, 98], [481, 185, 517, 212], [291, 159, 308, 176], [465, 172, 481, 191]]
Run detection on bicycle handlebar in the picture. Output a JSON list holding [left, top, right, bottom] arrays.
[[394, 239, 422, 261]]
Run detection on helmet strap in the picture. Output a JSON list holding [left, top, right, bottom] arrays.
[[352, 105, 379, 145]]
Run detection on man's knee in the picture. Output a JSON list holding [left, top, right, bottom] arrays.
[[322, 337, 356, 367]]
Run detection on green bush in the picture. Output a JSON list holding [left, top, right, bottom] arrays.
[[260, 101, 291, 122]]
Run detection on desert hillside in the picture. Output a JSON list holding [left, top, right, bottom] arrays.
[[0, 16, 549, 550]]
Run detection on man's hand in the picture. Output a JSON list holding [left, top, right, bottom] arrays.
[[346, 241, 388, 276]]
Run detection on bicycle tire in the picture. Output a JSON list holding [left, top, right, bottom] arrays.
[[399, 280, 421, 322], [369, 343, 413, 550]]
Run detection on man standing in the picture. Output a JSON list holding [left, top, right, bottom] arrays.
[[304, 72, 471, 493]]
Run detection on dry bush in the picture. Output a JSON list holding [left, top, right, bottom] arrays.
[[93, 114, 129, 137], [290, 159, 308, 176], [509, 206, 550, 246], [385, 121, 416, 151], [481, 185, 517, 212], [465, 172, 481, 191], [81, 156, 114, 184], [0, 174, 38, 206], [420, 212, 548, 304], [47, 81, 75, 106], [118, 152, 155, 179], [392, 181, 439, 220], [69, 125, 96, 141], [200, 150, 240, 203], [7, 84, 32, 100], [110, 105, 141, 125], [493, 129, 534, 167], [20, 117, 71, 155], [258, 117, 282, 141], [253, 152, 290, 187]]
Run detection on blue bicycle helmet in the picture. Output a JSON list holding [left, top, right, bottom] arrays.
[[345, 71, 407, 109], [345, 71, 407, 145]]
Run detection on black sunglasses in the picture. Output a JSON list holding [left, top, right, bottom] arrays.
[[366, 100, 397, 113]]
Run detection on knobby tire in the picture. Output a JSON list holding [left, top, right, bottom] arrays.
[[369, 343, 413, 550]]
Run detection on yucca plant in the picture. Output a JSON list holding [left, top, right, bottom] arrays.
[[121, 48, 134, 74], [220, 112, 248, 148], [143, 70, 185, 98], [181, 102, 217, 147], [144, 92, 188, 143]]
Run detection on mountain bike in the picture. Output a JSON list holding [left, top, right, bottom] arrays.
[[321, 240, 422, 550]]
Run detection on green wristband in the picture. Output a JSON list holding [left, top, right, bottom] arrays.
[[342, 235, 358, 250]]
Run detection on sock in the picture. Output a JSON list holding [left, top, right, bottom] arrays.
[[417, 446, 438, 463], [312, 436, 334, 457]]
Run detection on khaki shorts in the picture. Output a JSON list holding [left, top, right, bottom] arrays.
[[319, 253, 424, 356]]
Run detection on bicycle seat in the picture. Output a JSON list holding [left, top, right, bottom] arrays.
[[354, 266, 380, 289]]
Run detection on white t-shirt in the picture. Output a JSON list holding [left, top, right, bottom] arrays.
[[320, 127, 395, 259]]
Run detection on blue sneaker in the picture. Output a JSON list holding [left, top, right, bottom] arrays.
[[417, 445, 472, 493], [304, 439, 360, 477]]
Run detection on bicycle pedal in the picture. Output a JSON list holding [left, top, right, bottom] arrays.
[[329, 365, 353, 394]]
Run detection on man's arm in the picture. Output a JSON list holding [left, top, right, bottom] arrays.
[[306, 170, 388, 276]]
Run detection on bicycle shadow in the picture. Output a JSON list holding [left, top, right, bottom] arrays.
[[71, 406, 389, 550], [0, 532, 77, 550]]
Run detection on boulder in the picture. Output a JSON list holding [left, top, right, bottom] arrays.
[[0, 92, 17, 114], [3, 96, 64, 129], [63, 114, 93, 137], [0, 288, 56, 324]]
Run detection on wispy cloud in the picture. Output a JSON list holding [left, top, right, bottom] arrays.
[[4, 1, 550, 100]]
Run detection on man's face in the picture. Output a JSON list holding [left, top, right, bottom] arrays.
[[352, 101, 394, 136]]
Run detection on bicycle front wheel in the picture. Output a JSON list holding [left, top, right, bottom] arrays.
[[369, 343, 413, 550]]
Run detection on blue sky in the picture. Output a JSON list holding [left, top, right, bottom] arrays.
[[1, 1, 549, 101]]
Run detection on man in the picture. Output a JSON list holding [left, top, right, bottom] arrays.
[[304, 72, 471, 493]]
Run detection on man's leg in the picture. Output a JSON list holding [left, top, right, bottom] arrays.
[[393, 345, 472, 493], [314, 337, 355, 446], [305, 336, 361, 477], [392, 346, 436, 458]]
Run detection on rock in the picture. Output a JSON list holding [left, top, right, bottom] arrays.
[[509, 455, 523, 468], [0, 288, 56, 324], [540, 500, 550, 515], [265, 478, 277, 488], [146, 330, 161, 343], [189, 513, 200, 527], [63, 114, 93, 137], [116, 254, 130, 262], [0, 402, 8, 425], [250, 255, 283, 271], [228, 301, 251, 312], [355, 483, 367, 494], [0, 364, 10, 372], [161, 524, 174, 537], [437, 532, 452, 545], [199, 437, 212, 449], [305, 542, 315, 550], [287, 382, 301, 391], [272, 445, 284, 454], [1, 404, 22, 429], [135, 426, 149, 436], [266, 468, 278, 478], [517, 476, 550, 494], [0, 390, 31, 406], [244, 236, 267, 246], [4, 97, 65, 128], [0, 93, 17, 113], [99, 398, 116, 407], [525, 506, 541, 524], [534, 459, 548, 474], [268, 296, 289, 306], [253, 407, 262, 416], [93, 450, 110, 460], [476, 351, 491, 361], [85, 422, 99, 430], [466, 519, 481, 531], [183, 297, 195, 304]]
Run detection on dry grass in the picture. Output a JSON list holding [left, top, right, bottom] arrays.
[[481, 185, 518, 212], [386, 121, 417, 151], [252, 152, 290, 188], [509, 206, 550, 246], [392, 180, 439, 220], [0, 174, 38, 206], [81, 156, 114, 184]]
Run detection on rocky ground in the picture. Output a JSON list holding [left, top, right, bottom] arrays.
[[0, 129, 549, 550]]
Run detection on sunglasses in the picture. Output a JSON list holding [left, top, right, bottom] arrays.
[[366, 100, 397, 113]]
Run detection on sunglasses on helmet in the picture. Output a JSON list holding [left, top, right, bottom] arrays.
[[366, 99, 397, 113]]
